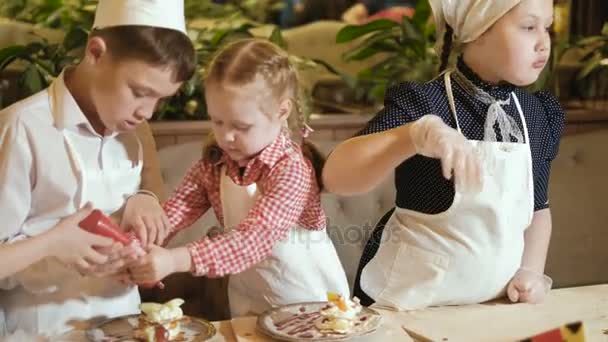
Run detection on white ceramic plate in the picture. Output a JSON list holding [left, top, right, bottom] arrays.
[[257, 302, 382, 341], [85, 314, 216, 341]]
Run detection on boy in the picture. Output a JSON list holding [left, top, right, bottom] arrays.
[[0, 0, 195, 336]]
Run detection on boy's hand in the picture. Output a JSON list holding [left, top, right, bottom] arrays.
[[122, 193, 171, 247], [45, 204, 114, 269]]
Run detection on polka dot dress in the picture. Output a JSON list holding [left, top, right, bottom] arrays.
[[352, 57, 566, 306]]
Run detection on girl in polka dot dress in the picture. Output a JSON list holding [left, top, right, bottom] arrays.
[[323, 0, 565, 310]]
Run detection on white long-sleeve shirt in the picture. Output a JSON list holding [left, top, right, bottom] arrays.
[[0, 70, 140, 288]]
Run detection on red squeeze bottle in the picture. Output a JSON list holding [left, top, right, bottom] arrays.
[[78, 209, 165, 289]]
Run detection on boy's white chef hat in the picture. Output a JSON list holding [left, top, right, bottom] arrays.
[[93, 0, 187, 34], [429, 0, 522, 55]]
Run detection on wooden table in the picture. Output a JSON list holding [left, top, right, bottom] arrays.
[[395, 284, 608, 342], [224, 285, 608, 342], [54, 285, 608, 341]]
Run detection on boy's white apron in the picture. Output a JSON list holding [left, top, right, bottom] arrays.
[[2, 81, 142, 336], [361, 72, 534, 310]]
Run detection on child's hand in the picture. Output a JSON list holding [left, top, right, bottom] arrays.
[[507, 268, 553, 304], [75, 243, 139, 278], [410, 115, 483, 193], [127, 245, 179, 284], [45, 204, 115, 269], [122, 193, 171, 247]]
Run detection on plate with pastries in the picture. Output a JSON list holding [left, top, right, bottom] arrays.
[[256, 292, 382, 341], [86, 298, 216, 342]]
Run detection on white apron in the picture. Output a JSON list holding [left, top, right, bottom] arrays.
[[2, 94, 142, 336], [360, 72, 534, 310], [220, 167, 350, 317]]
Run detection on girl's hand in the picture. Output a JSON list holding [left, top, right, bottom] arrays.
[[45, 204, 115, 269], [122, 193, 171, 247], [507, 268, 553, 304], [410, 115, 483, 193], [127, 245, 178, 284]]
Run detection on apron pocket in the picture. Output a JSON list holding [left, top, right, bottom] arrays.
[[378, 244, 449, 311]]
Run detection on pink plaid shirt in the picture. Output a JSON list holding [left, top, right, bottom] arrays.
[[162, 134, 326, 278]]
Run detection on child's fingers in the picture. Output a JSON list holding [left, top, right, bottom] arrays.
[[83, 230, 114, 248], [142, 216, 157, 248], [132, 216, 148, 247], [113, 272, 133, 285], [507, 281, 520, 302], [85, 247, 110, 265], [161, 213, 171, 236], [518, 290, 533, 303], [68, 203, 94, 223], [453, 150, 467, 191], [155, 216, 169, 245], [130, 267, 153, 283], [131, 273, 148, 284], [75, 258, 92, 273], [440, 147, 454, 180]]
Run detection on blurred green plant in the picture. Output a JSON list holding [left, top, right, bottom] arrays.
[[158, 16, 316, 121], [0, 25, 88, 107], [0, 3, 318, 120], [329, 0, 437, 104], [1, 0, 282, 25], [572, 22, 608, 101], [0, 0, 96, 29]]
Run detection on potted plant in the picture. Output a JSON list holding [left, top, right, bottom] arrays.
[[0, 1, 318, 120], [571, 22, 608, 109], [317, 0, 436, 108]]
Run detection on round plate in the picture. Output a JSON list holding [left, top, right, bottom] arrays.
[[85, 314, 216, 341], [256, 302, 382, 341]]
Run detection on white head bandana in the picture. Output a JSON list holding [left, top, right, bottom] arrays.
[[93, 0, 187, 35], [428, 0, 522, 56], [429, 0, 526, 143]]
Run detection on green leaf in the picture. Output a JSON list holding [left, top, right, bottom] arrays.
[[24, 42, 45, 55], [368, 83, 387, 102], [602, 22, 608, 36], [423, 21, 436, 39], [0, 45, 28, 71], [577, 54, 602, 80], [63, 27, 88, 51], [269, 26, 287, 49], [311, 58, 358, 88], [400, 18, 423, 41], [577, 36, 606, 47], [343, 29, 403, 61], [210, 29, 229, 46], [349, 28, 399, 51], [33, 58, 54, 75], [21, 64, 45, 94], [344, 46, 382, 61], [336, 19, 398, 43], [412, 0, 432, 28]]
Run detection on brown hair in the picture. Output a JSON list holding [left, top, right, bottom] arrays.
[[439, 24, 454, 73], [202, 39, 325, 189], [90, 25, 196, 82]]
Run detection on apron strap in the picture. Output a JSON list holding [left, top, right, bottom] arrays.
[[443, 71, 463, 133], [63, 131, 87, 206], [511, 94, 530, 145], [133, 135, 144, 169]]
